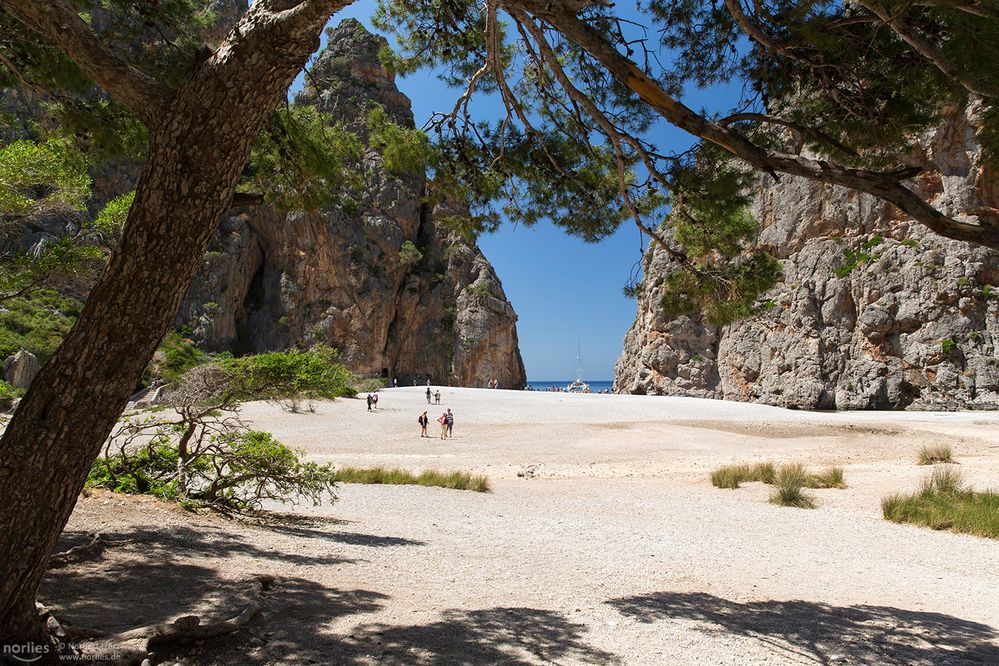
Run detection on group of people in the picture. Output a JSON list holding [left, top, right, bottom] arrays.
[[418, 407, 454, 439], [365, 392, 379, 410], [425, 387, 441, 404]]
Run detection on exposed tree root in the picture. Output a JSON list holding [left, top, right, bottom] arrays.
[[63, 574, 275, 665], [47, 533, 150, 568]]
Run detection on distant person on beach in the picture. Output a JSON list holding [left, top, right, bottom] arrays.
[[434, 390, 441, 404], [418, 411, 429, 437], [366, 394, 373, 411], [372, 392, 379, 410], [426, 387, 432, 404], [446, 408, 454, 437], [393, 378, 398, 388], [438, 412, 448, 439], [427, 378, 432, 387]]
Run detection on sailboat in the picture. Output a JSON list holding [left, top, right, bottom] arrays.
[[565, 341, 590, 393]]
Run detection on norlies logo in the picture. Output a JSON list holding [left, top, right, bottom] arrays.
[[2, 642, 49, 663]]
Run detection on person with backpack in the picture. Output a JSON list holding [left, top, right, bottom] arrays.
[[366, 394, 373, 411], [418, 411, 429, 437], [426, 387, 432, 404], [438, 412, 448, 439], [434, 390, 441, 405], [372, 392, 379, 410], [445, 408, 454, 438]]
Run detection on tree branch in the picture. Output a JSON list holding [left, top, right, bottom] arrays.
[[855, 0, 999, 99], [0, 0, 172, 126], [502, 0, 999, 249]]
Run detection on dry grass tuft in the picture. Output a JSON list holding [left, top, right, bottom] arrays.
[[917, 444, 954, 465], [883, 466, 998, 539]]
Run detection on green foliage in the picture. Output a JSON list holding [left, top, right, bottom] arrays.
[[245, 105, 364, 211], [334, 466, 490, 492], [0, 137, 90, 216], [398, 240, 423, 265], [366, 106, 435, 174], [0, 379, 23, 411], [93, 191, 134, 240], [0, 237, 103, 302], [154, 331, 209, 384], [465, 282, 490, 305], [0, 290, 81, 362], [834, 237, 884, 278], [883, 468, 999, 539], [221, 345, 356, 410], [940, 338, 958, 354], [982, 286, 998, 302], [89, 429, 338, 512], [917, 444, 954, 465], [661, 251, 784, 326]]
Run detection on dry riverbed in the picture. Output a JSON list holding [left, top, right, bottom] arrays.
[[49, 387, 999, 664]]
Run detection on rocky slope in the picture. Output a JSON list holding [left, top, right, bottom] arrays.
[[177, 20, 525, 387], [615, 107, 999, 410]]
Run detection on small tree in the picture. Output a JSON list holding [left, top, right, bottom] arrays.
[[89, 352, 349, 512]]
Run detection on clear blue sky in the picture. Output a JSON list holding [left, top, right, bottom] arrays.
[[308, 4, 742, 381]]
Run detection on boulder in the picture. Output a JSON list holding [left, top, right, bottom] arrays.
[[3, 350, 40, 389]]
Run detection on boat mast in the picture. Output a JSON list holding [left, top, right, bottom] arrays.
[[575, 339, 584, 382]]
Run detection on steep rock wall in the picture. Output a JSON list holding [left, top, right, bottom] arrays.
[[615, 108, 999, 410], [179, 20, 525, 387]]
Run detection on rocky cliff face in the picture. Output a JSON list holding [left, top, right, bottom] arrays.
[[178, 20, 525, 387], [615, 107, 999, 410]]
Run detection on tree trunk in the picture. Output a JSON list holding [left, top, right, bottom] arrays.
[[0, 0, 348, 645]]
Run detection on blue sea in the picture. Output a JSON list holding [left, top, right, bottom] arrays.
[[525, 380, 615, 392]]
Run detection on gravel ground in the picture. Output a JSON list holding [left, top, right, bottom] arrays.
[[50, 388, 999, 664]]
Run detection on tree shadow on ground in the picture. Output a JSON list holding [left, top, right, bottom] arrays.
[[326, 607, 620, 665], [42, 518, 417, 637], [608, 591, 999, 665]]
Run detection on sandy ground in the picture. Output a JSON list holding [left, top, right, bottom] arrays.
[[49, 387, 999, 664]]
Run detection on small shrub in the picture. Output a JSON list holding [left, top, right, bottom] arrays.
[[940, 338, 957, 354], [917, 444, 954, 465], [0, 380, 23, 411], [334, 466, 490, 492], [398, 240, 423, 265]]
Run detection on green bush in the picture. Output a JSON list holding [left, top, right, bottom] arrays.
[[770, 465, 817, 508], [807, 467, 847, 489], [89, 428, 337, 512], [222, 344, 356, 410]]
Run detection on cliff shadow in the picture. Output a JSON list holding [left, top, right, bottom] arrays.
[[607, 591, 999, 665]]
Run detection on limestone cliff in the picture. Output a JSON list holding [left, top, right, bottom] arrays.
[[615, 107, 999, 410], [178, 20, 525, 387]]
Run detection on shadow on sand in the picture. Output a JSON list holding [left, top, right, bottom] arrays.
[[608, 591, 999, 665]]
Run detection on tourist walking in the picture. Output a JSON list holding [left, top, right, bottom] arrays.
[[366, 394, 373, 411], [434, 390, 441, 405], [438, 412, 448, 439], [372, 392, 379, 410], [393, 378, 398, 388], [426, 387, 432, 404], [418, 411, 429, 437], [446, 408, 454, 437]]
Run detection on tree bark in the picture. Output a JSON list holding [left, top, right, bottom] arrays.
[[0, 0, 351, 647]]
